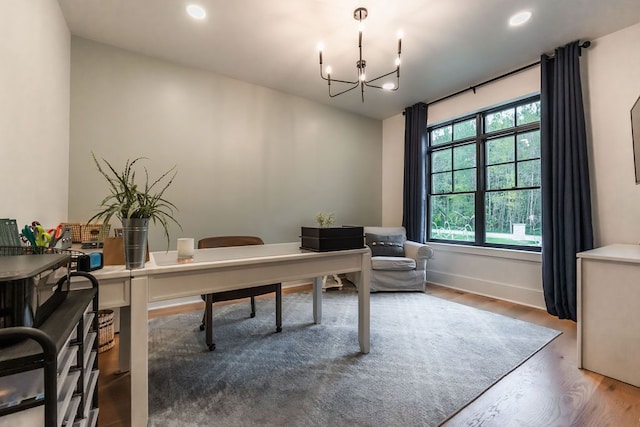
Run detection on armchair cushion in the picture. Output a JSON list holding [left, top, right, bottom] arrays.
[[372, 256, 416, 271], [365, 233, 405, 257]]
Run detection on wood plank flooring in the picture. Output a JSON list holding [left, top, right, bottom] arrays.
[[97, 284, 640, 427]]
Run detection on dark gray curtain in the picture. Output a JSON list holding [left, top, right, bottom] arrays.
[[402, 102, 428, 242], [540, 41, 594, 321]]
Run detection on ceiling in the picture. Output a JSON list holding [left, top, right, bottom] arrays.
[[57, 0, 640, 120]]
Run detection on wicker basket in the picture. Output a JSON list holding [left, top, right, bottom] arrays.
[[62, 222, 110, 243], [82, 223, 110, 242], [62, 222, 83, 243], [97, 309, 115, 353]]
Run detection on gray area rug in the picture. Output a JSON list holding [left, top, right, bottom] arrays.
[[148, 286, 560, 427]]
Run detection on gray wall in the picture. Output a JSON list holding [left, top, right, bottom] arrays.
[[69, 38, 382, 251], [0, 0, 70, 228]]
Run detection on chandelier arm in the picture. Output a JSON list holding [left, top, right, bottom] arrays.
[[365, 84, 399, 92], [365, 68, 400, 85], [330, 77, 360, 85], [321, 65, 358, 84], [329, 82, 360, 98], [319, 65, 329, 82]]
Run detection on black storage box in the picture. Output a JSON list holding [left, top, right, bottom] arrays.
[[300, 226, 365, 252]]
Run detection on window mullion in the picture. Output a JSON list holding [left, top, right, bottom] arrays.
[[475, 112, 485, 246], [514, 133, 519, 188]]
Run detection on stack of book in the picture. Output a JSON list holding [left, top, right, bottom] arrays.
[[0, 218, 22, 247]]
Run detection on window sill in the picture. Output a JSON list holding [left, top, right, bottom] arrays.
[[426, 242, 542, 263]]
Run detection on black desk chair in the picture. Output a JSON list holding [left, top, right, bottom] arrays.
[[198, 236, 282, 351]]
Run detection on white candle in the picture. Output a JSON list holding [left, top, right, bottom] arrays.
[[177, 238, 195, 259]]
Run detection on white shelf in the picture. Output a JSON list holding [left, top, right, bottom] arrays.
[[82, 313, 95, 344], [56, 345, 76, 398], [56, 370, 80, 427], [83, 352, 97, 390], [87, 408, 99, 427], [71, 407, 99, 427], [57, 330, 74, 366], [82, 333, 96, 367], [64, 396, 81, 426], [81, 370, 99, 419]]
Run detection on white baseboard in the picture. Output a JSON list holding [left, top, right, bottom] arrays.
[[427, 269, 546, 310]]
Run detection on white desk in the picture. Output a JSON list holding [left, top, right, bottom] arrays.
[[577, 244, 640, 387], [92, 242, 371, 426]]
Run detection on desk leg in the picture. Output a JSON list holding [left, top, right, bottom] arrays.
[[358, 252, 371, 354], [118, 306, 131, 373], [130, 276, 149, 425], [205, 294, 215, 351], [313, 276, 322, 324]]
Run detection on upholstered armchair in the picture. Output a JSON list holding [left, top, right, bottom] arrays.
[[346, 226, 434, 292]]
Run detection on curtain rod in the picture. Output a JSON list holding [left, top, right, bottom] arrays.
[[425, 61, 540, 107], [425, 40, 591, 108]]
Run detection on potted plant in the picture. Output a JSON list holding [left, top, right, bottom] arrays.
[[88, 153, 181, 269], [315, 212, 336, 228]]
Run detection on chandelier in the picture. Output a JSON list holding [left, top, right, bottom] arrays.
[[317, 7, 402, 102]]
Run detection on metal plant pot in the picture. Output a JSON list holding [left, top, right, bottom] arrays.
[[122, 217, 149, 269]]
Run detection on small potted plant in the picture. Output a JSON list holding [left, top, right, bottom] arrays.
[[88, 153, 181, 269], [316, 212, 336, 228]]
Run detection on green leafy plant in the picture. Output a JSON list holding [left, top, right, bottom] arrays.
[[88, 153, 181, 248]]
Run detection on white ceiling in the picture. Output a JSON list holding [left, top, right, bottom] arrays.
[[57, 0, 640, 120]]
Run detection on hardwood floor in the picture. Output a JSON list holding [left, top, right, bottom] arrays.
[[97, 285, 640, 427], [427, 286, 640, 427]]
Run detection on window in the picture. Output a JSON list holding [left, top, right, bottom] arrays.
[[427, 97, 541, 249]]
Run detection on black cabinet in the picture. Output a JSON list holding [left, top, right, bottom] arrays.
[[0, 269, 99, 427]]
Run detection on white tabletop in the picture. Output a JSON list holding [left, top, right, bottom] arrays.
[[577, 243, 640, 264], [148, 242, 369, 273], [151, 242, 304, 266]]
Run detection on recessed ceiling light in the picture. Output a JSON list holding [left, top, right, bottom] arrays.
[[186, 4, 206, 20], [509, 11, 531, 26], [382, 82, 395, 90]]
